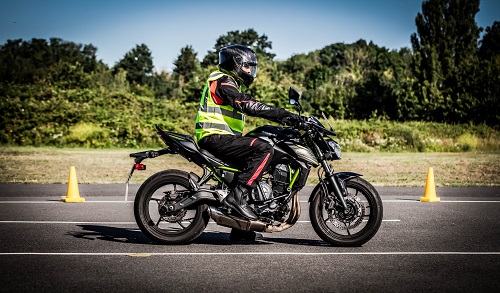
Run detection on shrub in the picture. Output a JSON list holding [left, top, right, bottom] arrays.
[[456, 133, 479, 151], [67, 122, 109, 147]]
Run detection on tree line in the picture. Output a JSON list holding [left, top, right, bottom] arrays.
[[0, 0, 498, 148]]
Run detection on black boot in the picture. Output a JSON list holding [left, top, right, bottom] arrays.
[[229, 229, 263, 241], [223, 185, 258, 220]]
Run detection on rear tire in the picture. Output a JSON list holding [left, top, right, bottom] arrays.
[[310, 177, 383, 246], [134, 170, 209, 244]]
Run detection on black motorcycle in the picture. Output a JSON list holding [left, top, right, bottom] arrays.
[[127, 87, 383, 246]]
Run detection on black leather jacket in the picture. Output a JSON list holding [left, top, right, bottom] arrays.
[[211, 76, 288, 123]]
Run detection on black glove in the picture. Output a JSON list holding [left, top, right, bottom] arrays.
[[281, 112, 302, 126]]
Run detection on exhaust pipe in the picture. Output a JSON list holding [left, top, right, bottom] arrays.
[[207, 207, 267, 232], [264, 193, 301, 232], [207, 193, 301, 233]]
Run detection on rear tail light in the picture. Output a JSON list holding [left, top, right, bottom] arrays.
[[134, 163, 146, 170]]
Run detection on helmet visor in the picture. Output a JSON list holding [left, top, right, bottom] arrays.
[[242, 61, 258, 78]]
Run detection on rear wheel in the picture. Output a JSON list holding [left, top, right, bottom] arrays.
[[310, 177, 383, 246], [134, 170, 209, 244]]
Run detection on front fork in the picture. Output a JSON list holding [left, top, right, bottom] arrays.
[[320, 160, 350, 211]]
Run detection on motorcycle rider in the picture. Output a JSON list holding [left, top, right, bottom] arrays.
[[195, 44, 300, 238]]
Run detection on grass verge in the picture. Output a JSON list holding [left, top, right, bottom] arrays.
[[0, 147, 498, 186]]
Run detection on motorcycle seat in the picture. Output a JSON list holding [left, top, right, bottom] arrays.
[[199, 148, 240, 170]]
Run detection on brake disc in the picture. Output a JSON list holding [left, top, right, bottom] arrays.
[[161, 206, 187, 223], [158, 194, 187, 223], [328, 195, 364, 230]]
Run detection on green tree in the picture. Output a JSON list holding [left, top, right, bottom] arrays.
[[277, 51, 318, 89], [151, 70, 175, 100], [201, 28, 275, 66], [479, 21, 500, 59], [171, 45, 206, 103], [476, 21, 500, 125], [173, 45, 200, 85], [411, 0, 481, 123], [353, 44, 418, 121], [114, 43, 154, 85], [0, 38, 99, 85]]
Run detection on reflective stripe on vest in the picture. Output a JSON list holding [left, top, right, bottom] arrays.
[[195, 71, 244, 142]]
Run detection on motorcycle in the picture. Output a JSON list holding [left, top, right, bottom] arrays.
[[126, 87, 383, 246]]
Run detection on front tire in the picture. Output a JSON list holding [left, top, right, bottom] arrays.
[[310, 177, 383, 246], [134, 170, 209, 244]]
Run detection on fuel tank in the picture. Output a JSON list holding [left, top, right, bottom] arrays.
[[245, 125, 299, 142], [245, 125, 318, 166]]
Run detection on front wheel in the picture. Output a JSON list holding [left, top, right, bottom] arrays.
[[134, 170, 209, 244], [310, 177, 383, 246]]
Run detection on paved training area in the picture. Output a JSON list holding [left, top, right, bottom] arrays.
[[0, 184, 499, 292]]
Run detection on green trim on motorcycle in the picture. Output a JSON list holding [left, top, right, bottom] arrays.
[[128, 86, 383, 246]]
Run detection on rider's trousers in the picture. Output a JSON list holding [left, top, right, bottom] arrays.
[[198, 134, 274, 189]]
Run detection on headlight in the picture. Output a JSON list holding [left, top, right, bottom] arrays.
[[327, 140, 342, 160]]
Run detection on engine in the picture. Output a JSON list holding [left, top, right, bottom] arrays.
[[272, 164, 290, 196], [250, 164, 291, 221]]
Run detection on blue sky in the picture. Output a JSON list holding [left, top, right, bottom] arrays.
[[1, 0, 498, 72]]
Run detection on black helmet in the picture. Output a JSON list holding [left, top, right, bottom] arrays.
[[218, 44, 258, 87]]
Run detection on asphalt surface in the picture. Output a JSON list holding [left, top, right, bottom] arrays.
[[0, 184, 499, 292]]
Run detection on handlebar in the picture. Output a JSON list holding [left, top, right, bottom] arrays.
[[286, 116, 336, 136]]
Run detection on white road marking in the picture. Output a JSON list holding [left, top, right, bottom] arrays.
[[0, 219, 400, 224], [0, 221, 137, 224], [0, 200, 499, 204], [380, 200, 500, 203], [0, 201, 131, 204], [0, 252, 498, 256]]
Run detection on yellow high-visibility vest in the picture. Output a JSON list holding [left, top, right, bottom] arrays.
[[195, 71, 244, 142]]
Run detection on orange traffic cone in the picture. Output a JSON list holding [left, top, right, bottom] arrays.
[[420, 167, 440, 202], [61, 166, 85, 203]]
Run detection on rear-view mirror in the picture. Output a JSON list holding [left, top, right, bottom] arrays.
[[288, 87, 300, 104]]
